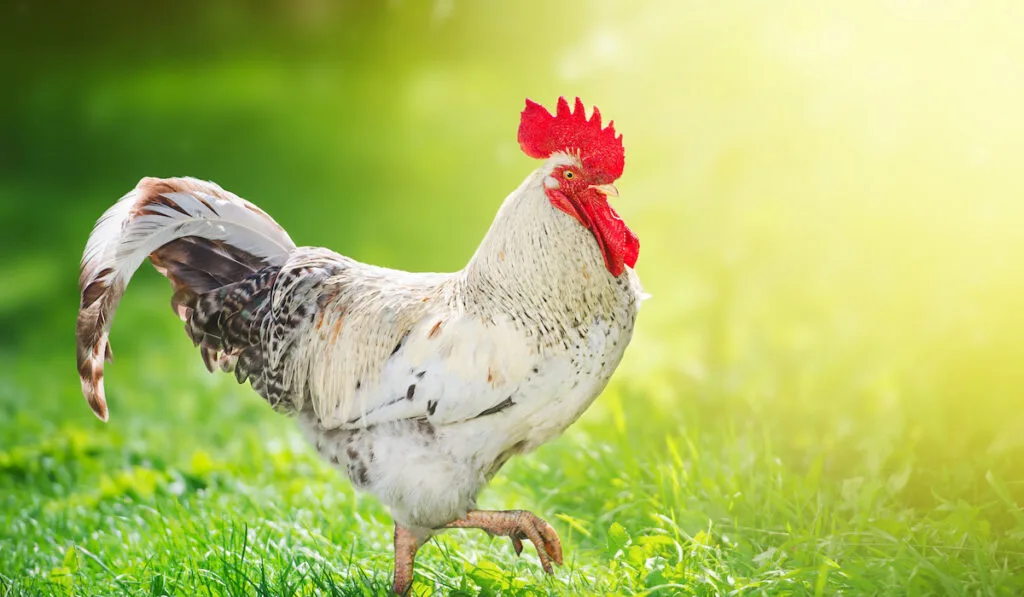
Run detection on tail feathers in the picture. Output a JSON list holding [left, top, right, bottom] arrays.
[[77, 177, 297, 422]]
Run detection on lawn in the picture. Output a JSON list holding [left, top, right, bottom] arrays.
[[3, 281, 1024, 596], [4, 282, 1021, 597], [3, 2, 1024, 595]]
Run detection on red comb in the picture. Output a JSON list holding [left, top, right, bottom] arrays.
[[518, 97, 624, 183]]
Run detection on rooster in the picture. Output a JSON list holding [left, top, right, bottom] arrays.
[[76, 97, 642, 594]]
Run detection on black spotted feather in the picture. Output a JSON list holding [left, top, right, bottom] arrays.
[[183, 265, 298, 409]]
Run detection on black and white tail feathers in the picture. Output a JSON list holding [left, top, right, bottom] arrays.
[[76, 177, 296, 421]]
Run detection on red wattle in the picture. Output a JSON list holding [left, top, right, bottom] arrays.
[[583, 200, 638, 276], [547, 189, 639, 277]]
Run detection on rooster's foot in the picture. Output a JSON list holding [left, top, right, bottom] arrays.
[[444, 509, 564, 574]]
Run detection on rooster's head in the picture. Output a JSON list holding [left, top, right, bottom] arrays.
[[518, 97, 638, 276]]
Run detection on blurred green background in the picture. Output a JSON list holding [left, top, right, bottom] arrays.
[[3, 0, 1024, 594]]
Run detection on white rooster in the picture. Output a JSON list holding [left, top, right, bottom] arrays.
[[76, 97, 643, 594]]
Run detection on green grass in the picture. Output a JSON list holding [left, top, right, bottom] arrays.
[[2, 283, 1023, 596]]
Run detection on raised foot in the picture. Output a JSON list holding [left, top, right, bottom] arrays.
[[445, 509, 564, 574]]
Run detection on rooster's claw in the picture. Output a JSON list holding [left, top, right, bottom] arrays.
[[446, 509, 563, 574]]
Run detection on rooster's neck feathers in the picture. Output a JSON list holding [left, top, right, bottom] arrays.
[[459, 155, 625, 340]]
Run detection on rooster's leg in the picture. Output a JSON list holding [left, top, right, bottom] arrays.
[[444, 509, 564, 573], [393, 524, 420, 595]]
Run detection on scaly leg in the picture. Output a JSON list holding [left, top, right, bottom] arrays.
[[444, 510, 564, 573], [393, 524, 420, 596]]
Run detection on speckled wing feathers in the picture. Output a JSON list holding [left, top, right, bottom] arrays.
[[273, 252, 453, 426], [255, 252, 539, 431], [186, 265, 281, 396]]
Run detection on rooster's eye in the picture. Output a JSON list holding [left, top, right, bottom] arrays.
[[563, 170, 575, 180]]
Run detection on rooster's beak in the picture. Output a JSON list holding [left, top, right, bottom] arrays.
[[589, 183, 619, 199]]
